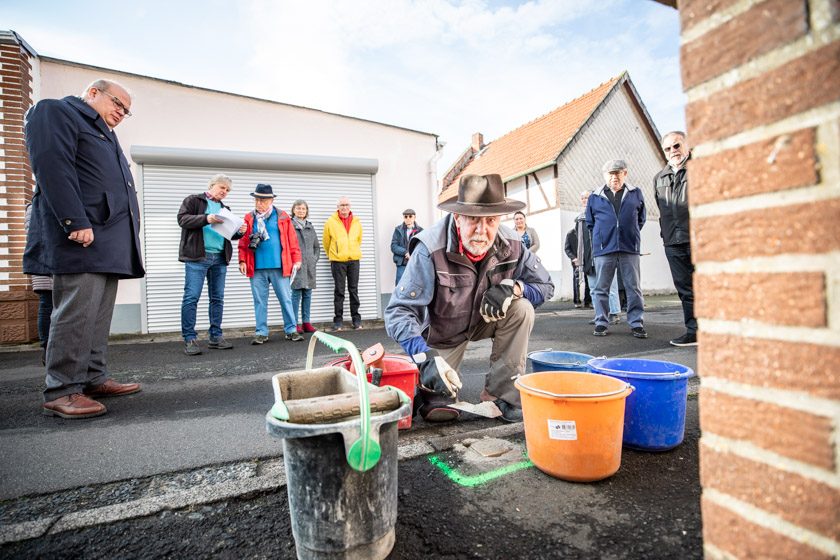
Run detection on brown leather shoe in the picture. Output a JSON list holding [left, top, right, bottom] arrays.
[[43, 393, 106, 419], [84, 379, 142, 398]]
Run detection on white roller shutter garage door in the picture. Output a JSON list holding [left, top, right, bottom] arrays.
[[140, 164, 378, 334]]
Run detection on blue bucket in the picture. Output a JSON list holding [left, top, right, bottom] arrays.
[[528, 351, 594, 373], [587, 358, 695, 451]]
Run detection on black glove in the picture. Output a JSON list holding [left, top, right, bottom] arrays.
[[413, 349, 462, 398], [480, 279, 518, 322]]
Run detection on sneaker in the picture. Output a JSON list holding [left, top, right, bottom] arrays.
[[632, 326, 648, 339], [296, 325, 303, 334], [670, 332, 698, 347], [352, 321, 362, 330], [208, 337, 232, 350], [285, 332, 304, 342], [593, 325, 608, 336], [251, 335, 269, 345], [588, 318, 596, 325], [302, 322, 317, 333], [332, 322, 343, 332], [184, 339, 202, 355], [609, 314, 621, 325], [494, 399, 523, 423]]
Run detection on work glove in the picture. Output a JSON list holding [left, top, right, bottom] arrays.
[[480, 279, 519, 322], [413, 350, 463, 399]]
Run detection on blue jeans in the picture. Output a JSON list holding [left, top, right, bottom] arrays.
[[395, 265, 406, 286], [291, 288, 312, 324], [593, 253, 644, 328], [250, 268, 297, 336], [181, 253, 227, 342], [587, 272, 620, 315]]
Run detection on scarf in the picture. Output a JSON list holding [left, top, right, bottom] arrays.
[[454, 220, 487, 263], [339, 211, 353, 233], [292, 216, 307, 229], [254, 207, 273, 241]]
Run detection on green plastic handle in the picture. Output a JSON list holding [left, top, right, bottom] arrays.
[[306, 331, 381, 472]]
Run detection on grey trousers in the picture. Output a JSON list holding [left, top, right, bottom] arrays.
[[44, 273, 118, 401], [433, 297, 535, 407], [593, 253, 644, 328]]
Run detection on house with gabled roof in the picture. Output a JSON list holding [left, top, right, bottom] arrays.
[[440, 72, 675, 300]]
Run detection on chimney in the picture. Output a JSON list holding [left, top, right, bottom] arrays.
[[471, 132, 484, 153]]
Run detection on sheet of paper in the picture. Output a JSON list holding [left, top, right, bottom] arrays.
[[210, 207, 244, 240], [289, 264, 298, 285]]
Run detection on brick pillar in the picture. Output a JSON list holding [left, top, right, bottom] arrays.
[[0, 32, 37, 343], [678, 0, 840, 558]]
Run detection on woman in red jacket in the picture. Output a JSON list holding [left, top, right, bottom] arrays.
[[238, 184, 303, 344]]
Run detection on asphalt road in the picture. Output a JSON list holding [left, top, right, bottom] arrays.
[[0, 298, 700, 558]]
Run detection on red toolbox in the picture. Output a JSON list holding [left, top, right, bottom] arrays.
[[327, 344, 418, 429]]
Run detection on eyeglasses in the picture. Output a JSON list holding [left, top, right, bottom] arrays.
[[663, 142, 681, 153], [96, 88, 132, 117]]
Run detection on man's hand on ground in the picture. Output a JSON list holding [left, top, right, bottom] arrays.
[[481, 279, 518, 322], [415, 350, 462, 398]]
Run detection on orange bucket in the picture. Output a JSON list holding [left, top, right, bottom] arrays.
[[515, 371, 633, 482]]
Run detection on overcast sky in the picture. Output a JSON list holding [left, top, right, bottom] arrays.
[[2, 0, 685, 172]]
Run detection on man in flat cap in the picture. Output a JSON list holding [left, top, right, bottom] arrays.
[[586, 160, 647, 338], [385, 174, 554, 423], [390, 208, 423, 286]]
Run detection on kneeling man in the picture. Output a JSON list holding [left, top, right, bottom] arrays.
[[385, 174, 554, 423]]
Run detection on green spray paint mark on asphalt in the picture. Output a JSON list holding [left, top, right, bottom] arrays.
[[428, 455, 534, 487]]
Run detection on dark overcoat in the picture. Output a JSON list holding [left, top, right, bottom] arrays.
[[23, 96, 144, 278]]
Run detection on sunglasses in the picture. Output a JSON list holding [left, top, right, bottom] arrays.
[[403, 214, 414, 218], [663, 142, 681, 153]]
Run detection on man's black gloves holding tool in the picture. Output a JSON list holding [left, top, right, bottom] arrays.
[[412, 349, 462, 398], [480, 278, 522, 322]]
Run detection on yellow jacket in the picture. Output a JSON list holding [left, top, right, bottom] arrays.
[[323, 212, 362, 261]]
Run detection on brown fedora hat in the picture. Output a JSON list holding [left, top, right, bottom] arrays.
[[438, 174, 525, 217]]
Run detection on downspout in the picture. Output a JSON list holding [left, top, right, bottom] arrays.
[[428, 137, 445, 221]]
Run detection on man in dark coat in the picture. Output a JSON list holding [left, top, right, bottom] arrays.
[[24, 79, 144, 419], [390, 208, 423, 285], [654, 131, 697, 347]]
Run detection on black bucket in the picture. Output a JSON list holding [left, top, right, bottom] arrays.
[[266, 364, 410, 559]]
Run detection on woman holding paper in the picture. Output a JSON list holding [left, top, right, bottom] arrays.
[[177, 174, 247, 356], [290, 199, 321, 334]]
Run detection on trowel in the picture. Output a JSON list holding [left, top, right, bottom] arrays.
[[449, 400, 503, 418]]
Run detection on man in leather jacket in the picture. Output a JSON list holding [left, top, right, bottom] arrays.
[[654, 131, 697, 347]]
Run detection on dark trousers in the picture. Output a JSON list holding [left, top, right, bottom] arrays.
[[44, 273, 118, 401], [330, 260, 361, 325], [36, 290, 53, 348], [665, 243, 697, 334], [571, 268, 591, 305]]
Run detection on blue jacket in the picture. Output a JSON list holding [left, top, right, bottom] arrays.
[[585, 183, 646, 257], [390, 222, 423, 265], [23, 96, 144, 278]]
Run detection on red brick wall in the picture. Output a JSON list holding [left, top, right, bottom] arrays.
[[679, 0, 840, 557], [0, 35, 37, 343]]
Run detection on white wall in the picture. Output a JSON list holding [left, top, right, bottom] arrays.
[[502, 87, 674, 299], [38, 61, 438, 310]]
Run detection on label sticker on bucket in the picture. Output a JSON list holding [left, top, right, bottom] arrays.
[[547, 419, 578, 441]]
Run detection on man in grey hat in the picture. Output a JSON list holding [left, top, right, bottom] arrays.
[[585, 159, 647, 338], [385, 174, 554, 423], [390, 208, 423, 285]]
